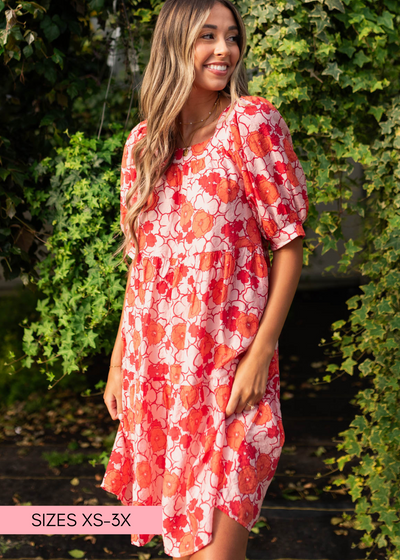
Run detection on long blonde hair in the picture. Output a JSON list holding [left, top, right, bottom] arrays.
[[121, 0, 249, 265]]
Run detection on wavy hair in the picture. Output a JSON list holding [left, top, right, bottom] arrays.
[[120, 0, 249, 265]]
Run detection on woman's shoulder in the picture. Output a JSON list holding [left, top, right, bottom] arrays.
[[233, 95, 281, 121], [125, 119, 148, 146]]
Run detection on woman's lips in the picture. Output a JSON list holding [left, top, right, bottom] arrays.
[[204, 65, 228, 76]]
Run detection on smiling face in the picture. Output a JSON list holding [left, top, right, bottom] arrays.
[[193, 2, 241, 94]]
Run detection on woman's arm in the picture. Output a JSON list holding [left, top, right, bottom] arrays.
[[103, 262, 132, 421], [225, 237, 303, 417]]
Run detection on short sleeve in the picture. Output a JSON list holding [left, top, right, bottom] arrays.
[[120, 121, 146, 236], [233, 97, 308, 251]]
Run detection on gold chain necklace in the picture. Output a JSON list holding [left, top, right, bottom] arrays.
[[179, 92, 221, 156]]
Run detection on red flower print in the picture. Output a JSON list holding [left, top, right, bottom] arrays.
[[104, 469, 123, 495], [136, 461, 151, 488], [286, 161, 300, 186], [163, 471, 180, 497], [226, 419, 245, 451], [199, 172, 221, 196], [214, 344, 236, 369], [187, 409, 202, 434], [212, 278, 228, 305], [192, 209, 213, 238], [216, 178, 239, 203], [171, 323, 186, 350], [236, 312, 259, 338], [163, 384, 173, 409], [222, 252, 235, 279], [149, 424, 167, 452], [238, 465, 258, 494]]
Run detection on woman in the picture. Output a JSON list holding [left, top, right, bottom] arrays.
[[102, 1, 308, 559]]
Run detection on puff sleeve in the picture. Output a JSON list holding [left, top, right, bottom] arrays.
[[233, 97, 308, 251], [119, 121, 146, 236]]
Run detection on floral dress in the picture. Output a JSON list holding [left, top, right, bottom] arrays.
[[101, 95, 308, 558]]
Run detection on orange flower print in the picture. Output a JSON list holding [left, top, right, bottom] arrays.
[[172, 267, 183, 288], [248, 129, 273, 157], [262, 217, 278, 239], [236, 312, 259, 338], [188, 512, 198, 534], [104, 469, 123, 495], [238, 465, 258, 494], [187, 468, 195, 490], [283, 136, 298, 163], [187, 409, 202, 435], [238, 497, 254, 525], [166, 163, 183, 187], [199, 252, 215, 271], [188, 290, 201, 318], [134, 400, 145, 424], [132, 329, 141, 351], [145, 190, 158, 212], [126, 287, 135, 307], [251, 253, 268, 278], [138, 283, 146, 305], [214, 344, 236, 369], [142, 258, 155, 283], [129, 384, 135, 406], [227, 419, 245, 451], [286, 161, 299, 187], [147, 320, 165, 345], [246, 217, 261, 245], [192, 139, 209, 156], [136, 461, 151, 488], [204, 429, 217, 455], [190, 158, 206, 174], [171, 323, 186, 350], [179, 533, 194, 555], [253, 402, 273, 425], [211, 450, 223, 476], [256, 453, 272, 482], [163, 471, 180, 497], [180, 200, 194, 227], [296, 222, 305, 237], [215, 385, 230, 412], [170, 364, 181, 384], [199, 332, 214, 357], [163, 384, 173, 409], [222, 252, 235, 279], [230, 122, 241, 151], [278, 419, 285, 446], [192, 209, 213, 238], [149, 424, 167, 452], [216, 178, 239, 203], [180, 385, 199, 410], [256, 176, 280, 205]]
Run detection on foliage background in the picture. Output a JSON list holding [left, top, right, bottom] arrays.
[[1, 0, 400, 558]]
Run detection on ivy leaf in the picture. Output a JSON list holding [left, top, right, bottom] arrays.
[[377, 11, 394, 30], [324, 0, 345, 12], [321, 62, 342, 81]]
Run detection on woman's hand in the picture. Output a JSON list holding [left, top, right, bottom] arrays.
[[225, 348, 273, 418], [103, 367, 123, 421]]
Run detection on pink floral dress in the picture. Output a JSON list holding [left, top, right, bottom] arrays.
[[101, 95, 308, 558]]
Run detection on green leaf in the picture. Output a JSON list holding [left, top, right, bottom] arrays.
[[324, 0, 345, 12], [68, 550, 86, 559], [321, 62, 343, 81], [0, 1, 5, 12]]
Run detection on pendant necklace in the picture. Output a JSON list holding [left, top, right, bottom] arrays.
[[179, 92, 221, 156]]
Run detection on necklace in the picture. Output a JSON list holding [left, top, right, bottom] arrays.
[[178, 92, 220, 125], [179, 93, 221, 156]]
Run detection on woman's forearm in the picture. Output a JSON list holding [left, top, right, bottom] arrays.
[[110, 262, 132, 367], [246, 237, 304, 363]]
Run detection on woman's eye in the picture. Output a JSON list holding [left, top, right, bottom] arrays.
[[200, 34, 239, 42]]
